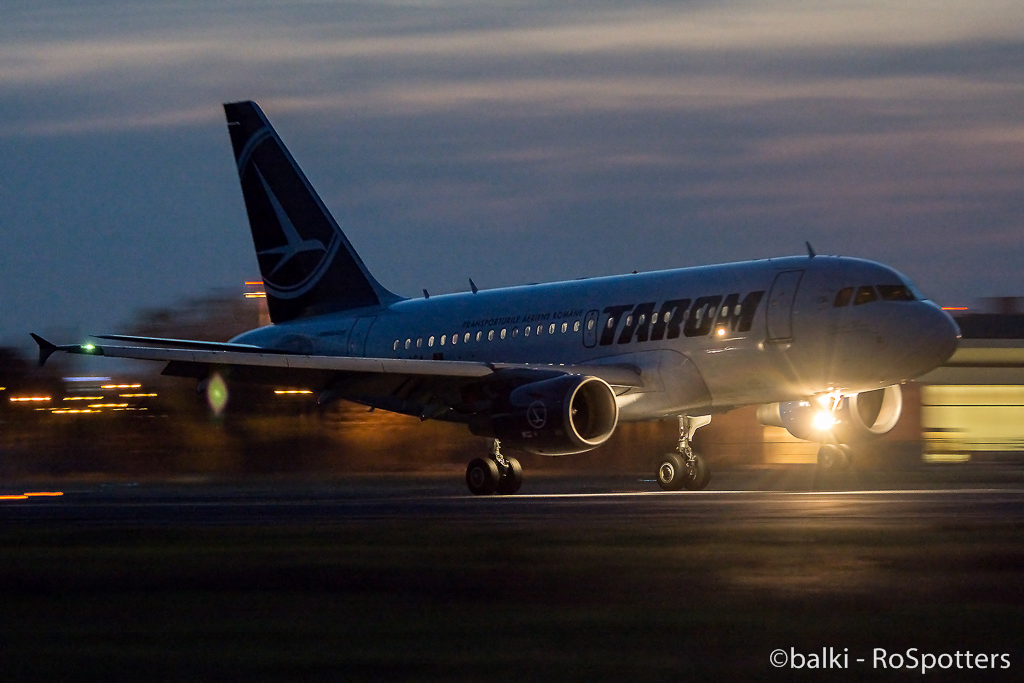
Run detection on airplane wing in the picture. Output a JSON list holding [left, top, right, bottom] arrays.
[[30, 335, 644, 412]]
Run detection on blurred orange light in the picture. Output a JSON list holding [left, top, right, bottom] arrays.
[[101, 384, 141, 389], [10, 396, 50, 402], [245, 281, 264, 285], [24, 492, 63, 497], [244, 292, 267, 298], [0, 495, 28, 500], [941, 307, 969, 311], [274, 389, 313, 395]]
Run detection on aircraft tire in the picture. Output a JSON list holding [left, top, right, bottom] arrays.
[[656, 452, 687, 491], [683, 454, 710, 491], [817, 444, 844, 470], [496, 457, 523, 495], [466, 457, 500, 495], [837, 444, 854, 470]]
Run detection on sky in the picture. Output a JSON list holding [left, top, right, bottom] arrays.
[[2, 0, 1023, 349]]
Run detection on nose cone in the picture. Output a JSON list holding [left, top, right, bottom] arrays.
[[904, 302, 960, 377]]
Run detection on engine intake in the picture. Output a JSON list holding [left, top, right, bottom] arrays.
[[470, 375, 619, 455], [834, 385, 903, 442]]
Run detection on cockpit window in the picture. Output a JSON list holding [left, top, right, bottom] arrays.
[[834, 287, 854, 307], [853, 285, 878, 305], [877, 284, 916, 301]]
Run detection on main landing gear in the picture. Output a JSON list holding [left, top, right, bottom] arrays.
[[466, 439, 522, 495], [656, 415, 712, 491]]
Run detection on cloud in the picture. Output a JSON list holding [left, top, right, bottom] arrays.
[[1, 0, 1023, 338]]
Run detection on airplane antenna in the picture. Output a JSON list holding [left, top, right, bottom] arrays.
[[805, 241, 816, 258], [469, 278, 479, 294], [422, 289, 430, 299]]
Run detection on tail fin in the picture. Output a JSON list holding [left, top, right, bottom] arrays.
[[223, 101, 400, 323]]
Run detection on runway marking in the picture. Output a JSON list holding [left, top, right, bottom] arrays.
[[506, 488, 1022, 499]]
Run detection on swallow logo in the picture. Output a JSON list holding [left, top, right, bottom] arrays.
[[243, 145, 342, 299], [527, 401, 547, 430], [254, 166, 327, 278]]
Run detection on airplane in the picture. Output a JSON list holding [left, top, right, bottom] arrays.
[[32, 100, 961, 495]]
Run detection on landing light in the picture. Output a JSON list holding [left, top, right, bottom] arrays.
[[716, 328, 726, 337], [812, 410, 837, 431]]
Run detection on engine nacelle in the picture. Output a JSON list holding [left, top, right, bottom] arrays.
[[469, 375, 619, 455], [756, 384, 903, 443], [833, 385, 903, 442]]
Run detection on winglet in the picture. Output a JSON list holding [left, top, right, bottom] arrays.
[[30, 334, 102, 366], [30, 333, 59, 367]]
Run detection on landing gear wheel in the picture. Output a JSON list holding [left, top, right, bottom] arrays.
[[837, 444, 854, 470], [683, 454, 711, 491], [466, 457, 500, 495], [657, 452, 686, 491], [817, 444, 845, 471], [496, 457, 523, 495]]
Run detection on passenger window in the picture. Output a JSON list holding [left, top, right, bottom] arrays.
[[500, 329, 506, 340], [440, 335, 446, 346], [404, 339, 411, 350], [416, 338, 423, 348], [606, 317, 615, 329], [587, 319, 595, 331], [512, 328, 519, 339], [428, 336, 435, 347], [560, 322, 567, 333], [548, 323, 556, 335], [475, 331, 482, 342], [664, 310, 672, 323], [537, 325, 544, 335], [573, 321, 580, 333], [834, 287, 854, 307], [451, 334, 457, 345], [487, 330, 494, 341], [651, 312, 659, 324], [393, 340, 399, 351], [877, 284, 915, 301], [625, 315, 633, 327], [524, 326, 531, 337], [464, 332, 471, 343], [853, 286, 878, 306]]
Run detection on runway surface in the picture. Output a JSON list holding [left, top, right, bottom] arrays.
[[3, 466, 1024, 527], [2, 468, 1023, 681]]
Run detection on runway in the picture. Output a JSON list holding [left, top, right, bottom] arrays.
[[2, 469, 1023, 681], [3, 468, 1024, 527]]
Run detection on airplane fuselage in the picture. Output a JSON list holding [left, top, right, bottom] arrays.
[[233, 254, 958, 422]]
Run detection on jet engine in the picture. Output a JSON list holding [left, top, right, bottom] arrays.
[[832, 385, 903, 442], [756, 384, 903, 442], [469, 375, 619, 455]]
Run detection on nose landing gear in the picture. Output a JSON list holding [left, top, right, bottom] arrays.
[[466, 439, 522, 495], [656, 415, 712, 491], [817, 443, 854, 470]]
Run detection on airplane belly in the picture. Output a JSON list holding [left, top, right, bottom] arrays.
[[602, 349, 713, 421]]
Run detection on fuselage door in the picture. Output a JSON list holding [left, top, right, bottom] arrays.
[[583, 310, 599, 348], [347, 316, 377, 357], [766, 270, 804, 341]]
